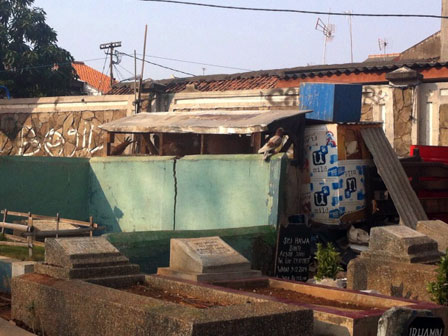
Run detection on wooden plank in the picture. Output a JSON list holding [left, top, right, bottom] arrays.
[[23, 227, 94, 238], [200, 134, 206, 154], [0, 222, 30, 232], [361, 127, 428, 228]]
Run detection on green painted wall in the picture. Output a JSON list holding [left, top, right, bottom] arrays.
[[0, 154, 286, 233], [0, 156, 89, 220], [106, 225, 277, 274], [175, 154, 285, 230], [89, 156, 176, 232]]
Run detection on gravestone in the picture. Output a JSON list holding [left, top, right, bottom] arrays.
[[377, 307, 445, 336], [417, 220, 448, 254], [275, 221, 311, 282], [35, 237, 144, 288], [157, 236, 262, 282], [362, 225, 441, 264]]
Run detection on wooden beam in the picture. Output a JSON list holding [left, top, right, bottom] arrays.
[[105, 132, 115, 156]]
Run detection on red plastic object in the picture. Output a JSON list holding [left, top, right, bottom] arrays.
[[410, 145, 448, 164]]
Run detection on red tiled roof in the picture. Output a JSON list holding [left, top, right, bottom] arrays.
[[72, 62, 114, 94], [107, 75, 279, 95], [164, 75, 279, 93]]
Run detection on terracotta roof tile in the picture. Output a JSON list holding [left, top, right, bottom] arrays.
[[72, 62, 115, 94]]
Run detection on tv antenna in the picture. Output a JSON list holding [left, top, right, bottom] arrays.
[[99, 41, 122, 86], [315, 16, 335, 64], [378, 38, 389, 55]]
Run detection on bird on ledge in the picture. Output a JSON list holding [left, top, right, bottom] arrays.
[[258, 127, 285, 161]]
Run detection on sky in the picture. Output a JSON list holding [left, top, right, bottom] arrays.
[[34, 0, 443, 81]]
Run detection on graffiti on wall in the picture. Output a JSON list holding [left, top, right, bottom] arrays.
[[0, 110, 126, 157], [16, 123, 103, 157]]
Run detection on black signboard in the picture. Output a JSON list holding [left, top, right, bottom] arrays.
[[403, 316, 445, 336], [274, 215, 311, 282]]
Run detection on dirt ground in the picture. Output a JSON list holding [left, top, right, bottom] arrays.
[[124, 284, 231, 309], [241, 286, 381, 312]]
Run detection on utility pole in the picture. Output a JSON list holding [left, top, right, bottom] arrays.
[[100, 41, 122, 87]]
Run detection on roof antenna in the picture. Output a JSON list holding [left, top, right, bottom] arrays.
[[378, 38, 389, 55], [315, 12, 335, 64]]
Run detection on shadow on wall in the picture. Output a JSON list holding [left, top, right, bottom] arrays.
[[88, 169, 122, 233]]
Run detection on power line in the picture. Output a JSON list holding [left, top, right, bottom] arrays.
[[134, 52, 253, 71], [120, 52, 195, 76], [98, 54, 109, 93], [140, 0, 448, 20]]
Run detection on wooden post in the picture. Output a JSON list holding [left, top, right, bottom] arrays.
[[142, 133, 159, 155], [200, 134, 206, 154], [1, 209, 7, 234], [252, 133, 262, 153], [105, 133, 115, 156], [89, 216, 94, 238], [56, 213, 60, 238], [27, 212, 33, 258], [158, 133, 164, 156]]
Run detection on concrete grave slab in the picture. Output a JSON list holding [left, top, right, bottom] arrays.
[[12, 273, 313, 336], [158, 237, 261, 282], [362, 225, 441, 263], [417, 220, 448, 253]]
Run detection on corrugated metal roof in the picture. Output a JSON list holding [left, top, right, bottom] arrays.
[[99, 109, 309, 134], [361, 127, 428, 228], [107, 59, 448, 95]]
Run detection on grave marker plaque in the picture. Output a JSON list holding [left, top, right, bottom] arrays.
[[158, 236, 262, 282], [403, 316, 445, 336], [275, 216, 311, 282]]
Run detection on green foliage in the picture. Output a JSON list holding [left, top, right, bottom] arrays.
[[0, 245, 44, 261], [0, 233, 6, 241], [315, 242, 342, 280], [0, 0, 76, 97], [427, 251, 448, 305]]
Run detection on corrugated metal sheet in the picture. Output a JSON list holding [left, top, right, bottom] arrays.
[[99, 109, 309, 134], [361, 127, 428, 228]]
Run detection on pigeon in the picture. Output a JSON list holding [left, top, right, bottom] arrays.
[[258, 128, 285, 161]]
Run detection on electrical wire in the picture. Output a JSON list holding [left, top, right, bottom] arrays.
[[113, 64, 125, 81], [98, 54, 109, 93], [117, 63, 135, 77], [120, 52, 195, 76], [134, 52, 253, 71], [140, 0, 448, 20]]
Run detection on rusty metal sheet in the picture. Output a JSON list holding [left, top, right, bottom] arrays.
[[99, 109, 310, 134], [361, 127, 428, 229]]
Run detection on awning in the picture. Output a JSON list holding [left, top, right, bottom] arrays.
[[99, 109, 310, 135]]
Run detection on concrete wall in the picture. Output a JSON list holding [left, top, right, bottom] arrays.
[[0, 95, 134, 157], [0, 154, 285, 233], [89, 154, 285, 232], [0, 156, 90, 220], [175, 155, 284, 230], [89, 156, 176, 233]]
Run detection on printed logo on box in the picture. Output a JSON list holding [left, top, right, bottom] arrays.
[[344, 177, 357, 199], [314, 186, 330, 206]]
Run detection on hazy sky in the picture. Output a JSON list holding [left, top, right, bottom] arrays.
[[34, 0, 442, 81]]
